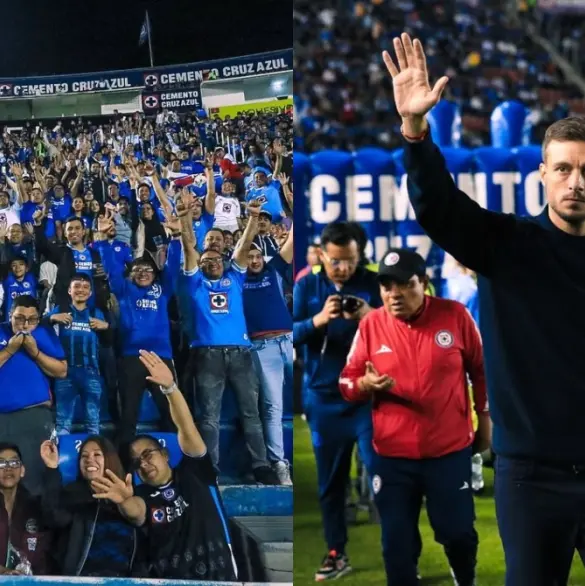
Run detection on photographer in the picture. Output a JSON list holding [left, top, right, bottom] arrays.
[[293, 221, 381, 581]]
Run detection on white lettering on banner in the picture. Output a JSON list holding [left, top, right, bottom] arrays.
[[310, 175, 342, 224], [525, 170, 546, 216], [136, 299, 158, 310], [391, 235, 433, 265], [394, 176, 417, 221], [364, 237, 391, 263], [492, 172, 520, 214], [378, 176, 395, 221], [14, 78, 130, 96], [472, 173, 488, 209], [348, 175, 374, 222], [221, 58, 288, 78], [160, 70, 215, 84], [161, 91, 199, 101]]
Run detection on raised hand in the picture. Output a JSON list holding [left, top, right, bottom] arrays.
[[204, 153, 214, 169], [40, 440, 59, 469], [382, 33, 449, 123], [246, 200, 263, 218], [91, 470, 134, 504], [139, 349, 175, 387]]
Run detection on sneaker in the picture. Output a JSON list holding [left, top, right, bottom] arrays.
[[471, 453, 485, 493], [253, 465, 279, 485], [315, 550, 352, 581], [273, 461, 293, 486]]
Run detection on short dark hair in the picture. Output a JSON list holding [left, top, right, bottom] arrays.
[[69, 273, 92, 287], [200, 247, 223, 257], [137, 182, 150, 192], [320, 222, 359, 249], [128, 434, 169, 463], [205, 228, 224, 239], [543, 116, 585, 161], [222, 229, 234, 237], [11, 296, 40, 313], [0, 442, 22, 461], [64, 216, 84, 229]]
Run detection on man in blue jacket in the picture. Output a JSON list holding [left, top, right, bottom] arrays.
[[293, 221, 382, 581], [385, 32, 585, 585], [95, 212, 182, 449]]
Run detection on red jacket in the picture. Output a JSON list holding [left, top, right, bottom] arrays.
[[339, 296, 488, 459]]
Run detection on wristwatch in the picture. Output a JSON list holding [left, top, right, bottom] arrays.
[[160, 383, 178, 396]]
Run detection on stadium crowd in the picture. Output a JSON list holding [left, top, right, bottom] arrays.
[[293, 0, 585, 153], [0, 106, 294, 577]]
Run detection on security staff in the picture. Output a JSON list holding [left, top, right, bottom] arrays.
[[340, 248, 490, 586], [293, 221, 381, 581]]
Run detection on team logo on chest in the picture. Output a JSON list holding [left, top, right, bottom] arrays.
[[435, 330, 454, 348], [148, 284, 162, 298], [151, 508, 166, 523], [163, 488, 176, 501], [209, 292, 229, 313]]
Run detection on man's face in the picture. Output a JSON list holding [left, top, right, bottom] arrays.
[[79, 441, 104, 482], [540, 140, 585, 228], [46, 176, 55, 189], [53, 185, 65, 200], [138, 186, 151, 202], [204, 229, 225, 254], [72, 197, 84, 212], [68, 278, 92, 303], [199, 251, 224, 279], [11, 305, 39, 334], [10, 259, 26, 279], [221, 181, 235, 196], [171, 160, 180, 172], [180, 151, 189, 160], [320, 241, 359, 285], [192, 198, 203, 219], [255, 172, 268, 187], [90, 162, 100, 175], [31, 188, 44, 204], [247, 248, 264, 274], [0, 191, 10, 208], [224, 232, 234, 249], [131, 263, 155, 288], [108, 184, 119, 200], [0, 449, 24, 490], [117, 200, 129, 215], [65, 219, 84, 245], [107, 224, 117, 239], [7, 224, 23, 244], [84, 190, 94, 202], [258, 214, 271, 234], [130, 439, 171, 486], [23, 180, 32, 194], [307, 245, 320, 266], [380, 276, 427, 320]]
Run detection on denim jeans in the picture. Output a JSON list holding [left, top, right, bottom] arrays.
[[54, 366, 102, 435], [251, 333, 293, 463], [192, 346, 268, 470]]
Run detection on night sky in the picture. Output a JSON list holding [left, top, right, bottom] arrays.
[[0, 0, 292, 78]]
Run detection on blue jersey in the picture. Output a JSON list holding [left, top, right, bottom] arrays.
[[246, 182, 284, 222], [180, 160, 205, 175], [0, 322, 65, 413], [243, 255, 292, 336], [49, 305, 104, 370], [101, 239, 180, 358], [192, 211, 215, 252], [91, 240, 133, 275], [178, 261, 251, 348], [69, 246, 97, 307], [21, 201, 56, 239], [2, 273, 37, 317], [51, 195, 72, 223]]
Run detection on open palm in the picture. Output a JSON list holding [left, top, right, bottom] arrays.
[[383, 33, 449, 119]]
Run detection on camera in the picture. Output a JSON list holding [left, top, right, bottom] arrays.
[[341, 295, 363, 314]]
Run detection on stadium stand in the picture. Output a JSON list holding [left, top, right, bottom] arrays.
[[0, 50, 293, 583]]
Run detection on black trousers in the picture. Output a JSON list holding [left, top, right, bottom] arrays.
[[117, 355, 177, 449]]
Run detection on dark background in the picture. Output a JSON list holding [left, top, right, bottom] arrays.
[[0, 0, 292, 77]]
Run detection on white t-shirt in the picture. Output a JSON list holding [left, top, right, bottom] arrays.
[[213, 195, 241, 231], [0, 206, 20, 229], [39, 261, 58, 287]]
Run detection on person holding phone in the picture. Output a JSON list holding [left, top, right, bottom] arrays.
[[293, 221, 382, 580]]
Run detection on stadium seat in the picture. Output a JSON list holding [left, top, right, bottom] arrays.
[[58, 433, 88, 484], [137, 390, 160, 422]]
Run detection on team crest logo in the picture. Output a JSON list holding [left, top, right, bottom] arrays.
[[143, 94, 159, 109], [144, 73, 159, 87], [435, 330, 454, 348], [220, 278, 231, 287], [152, 508, 165, 523], [148, 284, 162, 298], [79, 254, 86, 261], [0, 84, 13, 96], [210, 292, 228, 313], [372, 475, 382, 494], [163, 488, 176, 501], [114, 246, 121, 252], [23, 282, 30, 289], [384, 252, 400, 266], [25, 518, 38, 533], [27, 537, 37, 551]]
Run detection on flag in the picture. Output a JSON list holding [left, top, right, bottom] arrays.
[[139, 13, 150, 46]]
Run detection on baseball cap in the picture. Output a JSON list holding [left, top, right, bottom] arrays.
[[259, 210, 272, 220], [378, 248, 426, 283]]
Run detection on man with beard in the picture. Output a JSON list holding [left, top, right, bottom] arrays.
[[92, 351, 238, 581], [243, 225, 294, 485], [176, 195, 276, 483], [0, 443, 53, 575]]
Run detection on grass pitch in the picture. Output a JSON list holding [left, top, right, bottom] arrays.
[[293, 416, 585, 585]]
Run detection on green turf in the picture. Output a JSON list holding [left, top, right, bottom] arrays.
[[293, 416, 585, 585]]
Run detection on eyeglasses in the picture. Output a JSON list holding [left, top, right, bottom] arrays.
[[12, 316, 39, 326], [200, 258, 222, 266], [0, 459, 22, 469], [130, 448, 161, 471], [321, 252, 358, 269], [132, 267, 154, 274]]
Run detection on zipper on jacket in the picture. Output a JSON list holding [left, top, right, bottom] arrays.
[[75, 503, 100, 575]]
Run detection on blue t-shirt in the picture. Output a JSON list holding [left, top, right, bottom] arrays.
[[2, 273, 38, 318], [0, 323, 65, 413], [21, 201, 56, 239], [243, 255, 292, 336], [91, 240, 133, 276], [178, 262, 251, 348], [192, 211, 215, 252], [51, 195, 72, 223], [49, 305, 104, 370], [246, 182, 284, 223]]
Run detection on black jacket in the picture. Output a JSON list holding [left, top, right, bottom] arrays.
[[40, 467, 147, 577], [34, 224, 110, 312]]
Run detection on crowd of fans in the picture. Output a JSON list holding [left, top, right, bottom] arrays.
[[0, 107, 294, 577], [294, 0, 585, 153]]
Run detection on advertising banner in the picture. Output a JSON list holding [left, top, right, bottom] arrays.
[[209, 98, 293, 119]]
